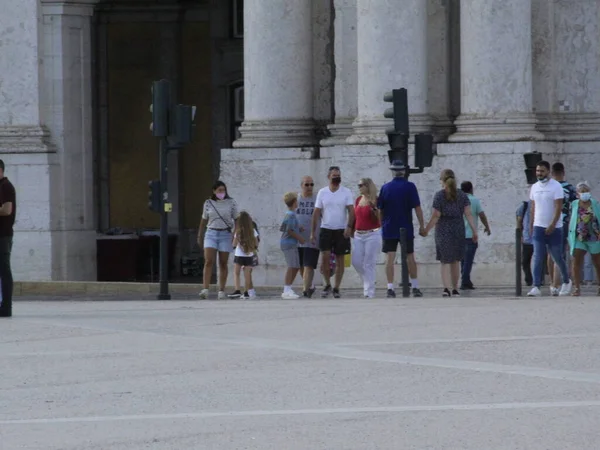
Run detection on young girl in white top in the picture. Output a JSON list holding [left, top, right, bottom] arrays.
[[228, 211, 260, 299]]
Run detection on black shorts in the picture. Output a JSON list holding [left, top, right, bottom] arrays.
[[319, 228, 351, 256], [298, 247, 320, 269], [233, 255, 257, 267], [382, 237, 414, 254]]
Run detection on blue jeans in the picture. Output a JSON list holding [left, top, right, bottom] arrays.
[[461, 238, 478, 286], [532, 226, 569, 287]]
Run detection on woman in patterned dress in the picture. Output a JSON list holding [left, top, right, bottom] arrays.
[[423, 169, 478, 297]]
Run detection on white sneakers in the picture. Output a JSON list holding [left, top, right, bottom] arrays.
[[281, 290, 300, 299], [527, 280, 572, 297], [198, 289, 227, 300]]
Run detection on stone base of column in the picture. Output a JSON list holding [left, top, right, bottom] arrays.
[[449, 113, 544, 142], [347, 114, 435, 145], [432, 116, 455, 142], [536, 113, 600, 141], [0, 126, 54, 153], [233, 120, 316, 148], [320, 118, 354, 147]]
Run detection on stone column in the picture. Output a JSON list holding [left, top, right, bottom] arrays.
[[348, 0, 432, 144], [234, 0, 315, 148], [322, 0, 358, 146], [0, 0, 53, 152], [41, 0, 99, 280], [450, 0, 543, 142]]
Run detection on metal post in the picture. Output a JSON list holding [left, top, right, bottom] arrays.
[[157, 137, 171, 300], [515, 227, 522, 297], [399, 227, 410, 298]]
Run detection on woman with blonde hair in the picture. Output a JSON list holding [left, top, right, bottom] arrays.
[[423, 169, 478, 297], [567, 181, 600, 296], [351, 177, 381, 298]]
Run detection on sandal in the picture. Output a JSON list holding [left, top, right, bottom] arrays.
[[572, 287, 580, 297]]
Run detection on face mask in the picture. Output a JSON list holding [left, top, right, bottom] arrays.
[[537, 176, 548, 183], [216, 192, 226, 200], [331, 177, 341, 185], [580, 192, 592, 202]]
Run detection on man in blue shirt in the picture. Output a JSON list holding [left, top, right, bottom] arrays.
[[460, 181, 491, 290], [516, 199, 534, 286], [377, 160, 425, 298]]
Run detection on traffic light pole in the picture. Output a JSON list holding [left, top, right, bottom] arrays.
[[158, 137, 171, 300]]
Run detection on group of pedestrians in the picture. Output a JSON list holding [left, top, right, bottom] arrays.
[[519, 161, 600, 297], [196, 161, 498, 299]]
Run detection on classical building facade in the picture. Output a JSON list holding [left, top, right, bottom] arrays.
[[1, 0, 599, 286]]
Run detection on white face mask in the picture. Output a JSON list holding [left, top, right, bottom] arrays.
[[580, 192, 592, 202]]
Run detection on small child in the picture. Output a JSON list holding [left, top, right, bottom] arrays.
[[228, 211, 259, 299], [280, 192, 305, 299]]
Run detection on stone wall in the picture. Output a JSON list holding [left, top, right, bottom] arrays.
[[221, 142, 600, 289]]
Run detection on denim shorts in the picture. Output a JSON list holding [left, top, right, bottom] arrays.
[[204, 229, 233, 253]]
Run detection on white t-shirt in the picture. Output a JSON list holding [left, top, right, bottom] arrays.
[[234, 229, 259, 257], [530, 179, 564, 228], [315, 186, 354, 230]]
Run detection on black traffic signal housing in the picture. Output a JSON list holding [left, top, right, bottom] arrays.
[[169, 104, 197, 148], [414, 133, 434, 168], [523, 152, 542, 184], [383, 88, 409, 135], [148, 180, 161, 213], [150, 80, 171, 137]]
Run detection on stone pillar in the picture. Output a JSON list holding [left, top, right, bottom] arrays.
[[234, 0, 315, 148], [40, 0, 99, 280], [348, 0, 432, 144], [322, 0, 358, 146], [450, 0, 542, 142]]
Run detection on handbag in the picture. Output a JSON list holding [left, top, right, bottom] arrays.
[[208, 200, 234, 233]]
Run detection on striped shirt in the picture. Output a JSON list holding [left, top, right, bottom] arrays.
[[202, 198, 239, 230]]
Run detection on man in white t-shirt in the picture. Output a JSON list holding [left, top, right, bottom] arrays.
[[310, 166, 355, 298], [527, 160, 572, 297]]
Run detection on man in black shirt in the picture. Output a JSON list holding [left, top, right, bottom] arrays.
[[0, 160, 16, 317]]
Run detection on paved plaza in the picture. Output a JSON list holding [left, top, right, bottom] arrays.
[[3, 294, 600, 449]]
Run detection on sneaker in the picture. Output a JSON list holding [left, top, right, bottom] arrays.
[[282, 291, 300, 299], [442, 288, 451, 297], [303, 287, 315, 298], [412, 288, 423, 297], [387, 289, 396, 298], [550, 287, 559, 296], [228, 290, 242, 299], [460, 283, 475, 290], [199, 288, 209, 299], [217, 291, 226, 300], [451, 289, 460, 297], [332, 288, 341, 298], [321, 284, 332, 298], [527, 287, 542, 297], [559, 280, 572, 296]]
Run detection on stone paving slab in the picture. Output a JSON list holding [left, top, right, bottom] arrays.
[[2, 297, 600, 449]]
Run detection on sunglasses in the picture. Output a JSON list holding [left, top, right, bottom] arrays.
[[358, 183, 365, 188], [304, 183, 314, 187]]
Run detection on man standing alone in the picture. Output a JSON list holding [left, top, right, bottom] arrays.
[[0, 160, 16, 317], [311, 166, 354, 298], [378, 160, 425, 298], [527, 161, 572, 297], [296, 176, 320, 298]]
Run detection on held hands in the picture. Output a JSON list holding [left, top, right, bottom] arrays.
[[419, 226, 428, 237]]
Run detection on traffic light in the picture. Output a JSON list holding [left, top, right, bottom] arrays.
[[523, 152, 542, 184], [383, 88, 409, 135], [148, 180, 161, 213], [150, 80, 171, 137], [170, 104, 197, 147], [414, 133, 434, 168]]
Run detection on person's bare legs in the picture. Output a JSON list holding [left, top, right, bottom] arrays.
[[385, 252, 396, 284], [450, 261, 460, 290], [321, 250, 332, 287], [441, 263, 452, 290], [407, 253, 417, 279], [303, 267, 315, 292], [592, 253, 600, 292], [203, 247, 216, 290], [233, 263, 242, 291], [285, 267, 299, 286], [334, 254, 345, 289], [218, 251, 229, 292], [572, 249, 585, 294], [243, 266, 254, 292]]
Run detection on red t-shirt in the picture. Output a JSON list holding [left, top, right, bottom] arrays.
[[354, 196, 380, 231]]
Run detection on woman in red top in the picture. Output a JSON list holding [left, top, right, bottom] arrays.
[[351, 178, 381, 298]]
